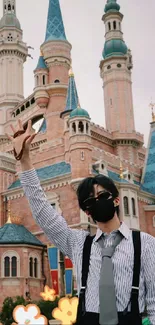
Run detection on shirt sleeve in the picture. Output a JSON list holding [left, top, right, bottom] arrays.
[[142, 233, 155, 325], [19, 169, 88, 260]]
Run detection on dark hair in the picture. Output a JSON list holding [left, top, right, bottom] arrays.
[[77, 174, 119, 215]]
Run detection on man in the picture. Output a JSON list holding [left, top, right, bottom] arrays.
[[8, 120, 155, 325]]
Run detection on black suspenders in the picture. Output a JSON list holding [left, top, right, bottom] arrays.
[[76, 235, 95, 323], [76, 231, 141, 323], [131, 231, 141, 316]]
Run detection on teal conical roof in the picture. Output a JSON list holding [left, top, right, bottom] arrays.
[[0, 223, 44, 247], [45, 0, 67, 42], [104, 0, 120, 13], [65, 70, 79, 111], [60, 68, 79, 118], [141, 121, 155, 195], [35, 55, 48, 70]]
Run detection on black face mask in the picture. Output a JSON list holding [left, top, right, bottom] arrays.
[[91, 196, 116, 223], [85, 193, 116, 223]]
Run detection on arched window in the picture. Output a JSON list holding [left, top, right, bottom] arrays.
[[16, 109, 20, 116], [34, 258, 38, 278], [12, 256, 17, 277], [131, 198, 136, 216], [4, 257, 10, 277], [108, 22, 111, 31], [31, 97, 35, 105], [54, 79, 60, 83], [72, 122, 76, 133], [3, 251, 20, 277], [123, 196, 129, 215], [113, 21, 117, 30], [26, 101, 30, 109], [29, 257, 33, 277], [29, 255, 40, 278], [43, 75, 46, 85], [78, 121, 84, 133], [36, 75, 39, 86], [86, 123, 89, 134]]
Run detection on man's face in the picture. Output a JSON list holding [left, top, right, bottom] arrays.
[[83, 184, 120, 218]]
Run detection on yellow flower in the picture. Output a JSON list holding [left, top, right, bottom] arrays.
[[52, 297, 79, 325], [40, 285, 56, 301]]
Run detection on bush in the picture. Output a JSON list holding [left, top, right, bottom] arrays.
[[0, 296, 27, 325], [37, 297, 59, 320]]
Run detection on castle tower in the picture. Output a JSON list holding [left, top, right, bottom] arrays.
[[69, 106, 92, 180], [41, 0, 72, 141], [100, 0, 135, 133], [0, 0, 28, 117]]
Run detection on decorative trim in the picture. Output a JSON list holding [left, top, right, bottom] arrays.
[[3, 175, 71, 200], [144, 205, 155, 211]]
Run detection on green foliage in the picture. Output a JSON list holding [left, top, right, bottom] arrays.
[[0, 295, 77, 323], [0, 296, 27, 325], [37, 297, 59, 320]]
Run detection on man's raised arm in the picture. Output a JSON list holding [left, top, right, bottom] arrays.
[[7, 120, 88, 260]]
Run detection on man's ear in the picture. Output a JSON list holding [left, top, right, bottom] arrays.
[[114, 197, 120, 207]]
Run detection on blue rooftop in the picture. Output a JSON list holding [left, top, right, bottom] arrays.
[[35, 55, 48, 70], [108, 170, 128, 183], [0, 224, 44, 246], [8, 162, 71, 190], [141, 123, 155, 195], [92, 168, 129, 184], [44, 0, 67, 42]]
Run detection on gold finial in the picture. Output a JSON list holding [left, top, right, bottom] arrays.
[[120, 160, 124, 179], [69, 66, 74, 77], [150, 102, 155, 122], [6, 200, 12, 224]]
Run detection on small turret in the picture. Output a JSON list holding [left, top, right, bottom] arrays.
[[34, 51, 49, 108]]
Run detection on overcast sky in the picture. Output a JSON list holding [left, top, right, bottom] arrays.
[[1, 0, 155, 146]]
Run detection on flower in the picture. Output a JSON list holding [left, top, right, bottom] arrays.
[[40, 285, 56, 301], [52, 297, 79, 325], [13, 304, 48, 325]]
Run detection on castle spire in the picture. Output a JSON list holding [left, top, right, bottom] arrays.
[[60, 68, 79, 118], [45, 0, 67, 42]]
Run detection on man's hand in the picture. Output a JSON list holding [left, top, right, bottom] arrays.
[[7, 119, 37, 169]]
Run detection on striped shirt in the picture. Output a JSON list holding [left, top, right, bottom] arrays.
[[20, 169, 155, 324]]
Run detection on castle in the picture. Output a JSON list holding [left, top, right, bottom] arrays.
[[0, 0, 154, 304]]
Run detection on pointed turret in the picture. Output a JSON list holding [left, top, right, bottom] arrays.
[[40, 0, 71, 143], [45, 0, 67, 42], [60, 68, 79, 118], [141, 105, 155, 195], [34, 51, 49, 108], [35, 55, 48, 71]]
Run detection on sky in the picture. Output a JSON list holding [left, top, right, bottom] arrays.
[[1, 0, 155, 146]]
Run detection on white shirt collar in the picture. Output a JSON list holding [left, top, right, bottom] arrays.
[[94, 222, 130, 242]]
